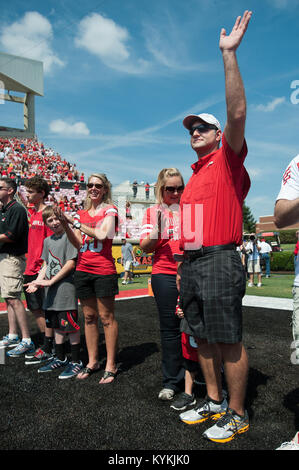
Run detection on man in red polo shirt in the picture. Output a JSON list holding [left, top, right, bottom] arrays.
[[177, 11, 252, 443]]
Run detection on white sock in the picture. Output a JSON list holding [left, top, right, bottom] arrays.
[[22, 338, 31, 344], [8, 334, 18, 339]]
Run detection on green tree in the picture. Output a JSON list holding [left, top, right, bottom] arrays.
[[243, 203, 256, 233]]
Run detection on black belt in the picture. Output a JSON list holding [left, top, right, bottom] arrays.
[[184, 244, 236, 261]]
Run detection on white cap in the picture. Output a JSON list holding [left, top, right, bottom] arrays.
[[183, 113, 221, 131]]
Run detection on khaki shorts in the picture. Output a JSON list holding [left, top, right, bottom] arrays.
[[247, 258, 261, 273], [124, 260, 132, 271], [0, 253, 26, 299]]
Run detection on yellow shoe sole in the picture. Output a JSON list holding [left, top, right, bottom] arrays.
[[205, 423, 250, 443], [181, 411, 225, 426]]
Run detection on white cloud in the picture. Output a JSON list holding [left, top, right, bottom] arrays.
[[255, 97, 286, 112], [49, 119, 90, 136], [75, 13, 150, 75], [74, 12, 214, 76], [0, 11, 64, 74], [75, 13, 129, 63]]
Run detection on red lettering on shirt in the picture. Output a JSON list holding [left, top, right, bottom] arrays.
[[283, 165, 292, 185]]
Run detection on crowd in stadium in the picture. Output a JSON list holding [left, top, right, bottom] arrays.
[[0, 137, 85, 185], [0, 137, 89, 214]]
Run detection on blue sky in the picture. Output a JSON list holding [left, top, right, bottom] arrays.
[[0, 0, 299, 221]]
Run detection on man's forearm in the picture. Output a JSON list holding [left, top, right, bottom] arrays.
[[274, 199, 299, 228], [222, 49, 246, 155], [219, 11, 252, 155], [222, 50, 246, 123]]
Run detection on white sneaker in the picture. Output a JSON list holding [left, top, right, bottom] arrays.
[[203, 408, 249, 443], [6, 340, 35, 357], [122, 280, 128, 285], [158, 388, 175, 401], [257, 283, 262, 287], [276, 432, 299, 450], [179, 397, 228, 424], [248, 282, 254, 287], [0, 334, 20, 348]]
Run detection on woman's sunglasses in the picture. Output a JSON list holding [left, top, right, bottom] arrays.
[[164, 185, 184, 193], [87, 183, 104, 189]]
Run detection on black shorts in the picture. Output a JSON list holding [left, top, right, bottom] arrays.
[[180, 250, 246, 344], [183, 357, 199, 373], [45, 310, 80, 333], [23, 274, 45, 311], [74, 270, 119, 300]]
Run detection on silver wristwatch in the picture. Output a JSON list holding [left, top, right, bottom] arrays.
[[73, 220, 81, 229]]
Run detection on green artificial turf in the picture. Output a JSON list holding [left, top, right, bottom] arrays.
[[245, 273, 293, 298]]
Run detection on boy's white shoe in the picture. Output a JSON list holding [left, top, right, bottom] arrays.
[[158, 388, 175, 401], [276, 432, 299, 450], [179, 397, 227, 425]]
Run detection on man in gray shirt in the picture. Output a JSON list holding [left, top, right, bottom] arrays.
[[121, 238, 136, 285]]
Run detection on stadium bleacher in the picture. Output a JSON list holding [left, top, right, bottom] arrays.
[[0, 136, 82, 183]]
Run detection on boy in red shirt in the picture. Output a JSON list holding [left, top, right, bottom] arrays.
[[23, 176, 54, 364]]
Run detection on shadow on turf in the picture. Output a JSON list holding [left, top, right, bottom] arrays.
[[283, 387, 299, 430], [31, 326, 271, 410], [246, 366, 270, 420], [29, 329, 160, 377], [115, 343, 159, 372]]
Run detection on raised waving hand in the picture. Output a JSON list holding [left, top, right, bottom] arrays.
[[219, 10, 252, 52]]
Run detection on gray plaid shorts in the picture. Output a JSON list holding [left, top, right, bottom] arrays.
[[180, 249, 246, 344]]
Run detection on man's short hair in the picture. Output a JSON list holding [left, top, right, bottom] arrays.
[[0, 178, 17, 195], [25, 176, 50, 199]]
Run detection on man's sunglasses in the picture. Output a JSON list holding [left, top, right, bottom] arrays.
[[189, 124, 218, 136], [164, 185, 184, 193], [87, 183, 104, 189]]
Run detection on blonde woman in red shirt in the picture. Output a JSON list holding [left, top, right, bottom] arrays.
[[140, 168, 185, 400], [54, 173, 119, 384]]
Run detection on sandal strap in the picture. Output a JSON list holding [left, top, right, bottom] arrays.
[[103, 370, 117, 380], [78, 366, 98, 377]]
